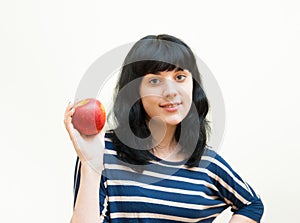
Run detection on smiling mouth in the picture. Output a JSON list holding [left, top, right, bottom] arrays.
[[159, 103, 181, 108]]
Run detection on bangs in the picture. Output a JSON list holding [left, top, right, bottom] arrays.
[[123, 37, 196, 77], [132, 61, 183, 76]]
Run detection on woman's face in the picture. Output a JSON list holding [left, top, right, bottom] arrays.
[[139, 69, 193, 127]]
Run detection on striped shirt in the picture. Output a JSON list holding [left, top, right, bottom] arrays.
[[74, 133, 264, 222]]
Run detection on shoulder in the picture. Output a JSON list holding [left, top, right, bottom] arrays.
[[200, 148, 246, 185], [200, 148, 225, 168], [104, 130, 115, 149], [200, 148, 237, 176], [103, 130, 122, 163]]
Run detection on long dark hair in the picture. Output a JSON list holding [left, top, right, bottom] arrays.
[[110, 34, 210, 169]]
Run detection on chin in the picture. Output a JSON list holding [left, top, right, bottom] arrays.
[[164, 118, 183, 127]]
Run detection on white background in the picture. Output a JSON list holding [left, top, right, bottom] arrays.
[[1, 0, 300, 222]]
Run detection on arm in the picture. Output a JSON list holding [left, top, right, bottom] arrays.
[[64, 102, 106, 223], [229, 214, 258, 223], [205, 150, 264, 222], [71, 163, 102, 223]]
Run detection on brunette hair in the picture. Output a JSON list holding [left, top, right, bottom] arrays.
[[110, 34, 210, 168]]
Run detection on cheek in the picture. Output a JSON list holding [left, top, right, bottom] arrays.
[[141, 96, 158, 115], [181, 82, 193, 103], [140, 85, 162, 116]]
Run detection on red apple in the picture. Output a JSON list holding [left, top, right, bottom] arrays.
[[72, 98, 106, 135]]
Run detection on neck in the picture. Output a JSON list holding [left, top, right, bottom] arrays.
[[147, 117, 182, 161]]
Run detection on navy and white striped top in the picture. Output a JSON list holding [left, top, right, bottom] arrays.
[[74, 133, 264, 222]]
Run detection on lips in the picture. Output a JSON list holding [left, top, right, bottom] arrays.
[[159, 103, 181, 112], [159, 102, 182, 109]]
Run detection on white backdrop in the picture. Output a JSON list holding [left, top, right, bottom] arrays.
[[1, 0, 300, 222]]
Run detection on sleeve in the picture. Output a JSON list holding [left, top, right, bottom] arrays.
[[207, 152, 264, 222], [73, 157, 81, 208], [73, 157, 110, 222]]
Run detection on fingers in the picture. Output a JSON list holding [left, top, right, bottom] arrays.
[[64, 102, 75, 125], [64, 101, 76, 140], [65, 101, 73, 113], [65, 101, 75, 117]]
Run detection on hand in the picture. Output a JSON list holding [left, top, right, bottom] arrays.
[[64, 101, 105, 174]]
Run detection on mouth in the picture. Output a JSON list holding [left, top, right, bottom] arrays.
[[159, 102, 182, 112], [159, 102, 181, 108]]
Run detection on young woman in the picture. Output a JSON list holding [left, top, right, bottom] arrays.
[[64, 34, 264, 223]]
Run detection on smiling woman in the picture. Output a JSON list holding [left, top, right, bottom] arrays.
[[64, 34, 264, 223], [140, 69, 193, 127], [140, 69, 194, 161]]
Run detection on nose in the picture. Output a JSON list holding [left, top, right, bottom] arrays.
[[162, 79, 177, 99]]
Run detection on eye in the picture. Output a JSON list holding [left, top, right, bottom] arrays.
[[149, 78, 161, 85], [176, 74, 186, 82]]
